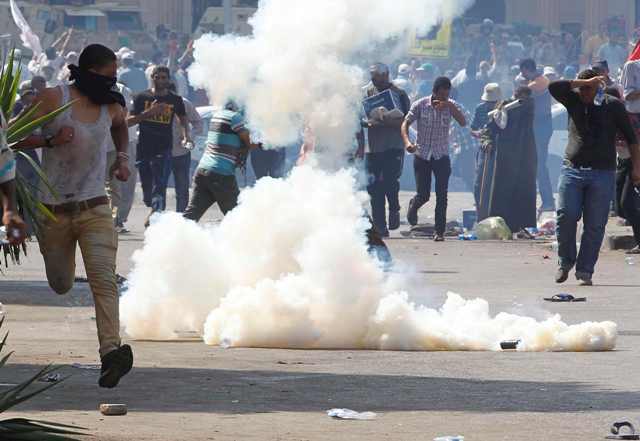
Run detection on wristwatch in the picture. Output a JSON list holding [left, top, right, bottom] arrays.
[[44, 135, 55, 148]]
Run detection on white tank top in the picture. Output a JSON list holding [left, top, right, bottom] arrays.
[[40, 84, 112, 204]]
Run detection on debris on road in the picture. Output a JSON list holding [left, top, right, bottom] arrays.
[[71, 363, 101, 370], [543, 294, 587, 303], [38, 373, 62, 383], [434, 436, 465, 441], [500, 340, 521, 350], [99, 404, 128, 416], [605, 420, 639, 439], [327, 408, 377, 420]]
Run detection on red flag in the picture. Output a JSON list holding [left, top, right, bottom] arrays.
[[629, 40, 640, 61]]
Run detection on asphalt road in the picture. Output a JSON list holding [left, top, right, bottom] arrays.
[[1, 189, 639, 441]]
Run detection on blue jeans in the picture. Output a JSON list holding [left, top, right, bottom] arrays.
[[556, 166, 615, 275], [137, 152, 171, 212], [171, 152, 191, 213]]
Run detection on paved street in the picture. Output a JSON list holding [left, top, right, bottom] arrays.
[[1, 189, 639, 441]]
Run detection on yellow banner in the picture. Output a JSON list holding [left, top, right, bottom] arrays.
[[409, 21, 452, 59]]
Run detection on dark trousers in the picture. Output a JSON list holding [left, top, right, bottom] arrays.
[[365, 149, 404, 233], [251, 148, 286, 179], [473, 147, 495, 211], [183, 169, 240, 222], [556, 166, 615, 275], [412, 155, 451, 235], [535, 126, 554, 208], [616, 158, 640, 245], [171, 152, 191, 213], [137, 151, 171, 212]]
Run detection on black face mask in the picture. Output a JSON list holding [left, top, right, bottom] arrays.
[[68, 65, 125, 107]]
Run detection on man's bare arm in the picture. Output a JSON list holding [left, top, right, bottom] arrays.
[[178, 114, 192, 142], [109, 105, 131, 182]]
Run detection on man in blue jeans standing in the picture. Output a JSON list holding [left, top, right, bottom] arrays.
[[128, 66, 191, 226], [549, 70, 640, 286]]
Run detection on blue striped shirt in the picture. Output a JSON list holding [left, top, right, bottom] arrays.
[[198, 109, 246, 176]]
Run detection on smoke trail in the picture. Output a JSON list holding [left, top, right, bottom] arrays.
[[119, 0, 618, 352]]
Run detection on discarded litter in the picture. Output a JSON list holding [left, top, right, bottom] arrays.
[[327, 408, 377, 420], [500, 340, 521, 350], [99, 404, 127, 416], [605, 420, 639, 440], [475, 217, 512, 241], [71, 363, 101, 370], [434, 436, 465, 441], [626, 257, 635, 266], [458, 233, 477, 241], [544, 294, 586, 303], [38, 373, 62, 383]]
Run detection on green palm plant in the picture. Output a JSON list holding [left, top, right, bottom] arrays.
[[0, 316, 86, 440], [1, 48, 72, 267]]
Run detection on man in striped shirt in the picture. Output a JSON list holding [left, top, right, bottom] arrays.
[[401, 76, 466, 241], [183, 102, 261, 221]]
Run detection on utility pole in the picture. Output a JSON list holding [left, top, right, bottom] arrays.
[[223, 0, 233, 34]]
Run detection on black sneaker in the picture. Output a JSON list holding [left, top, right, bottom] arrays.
[[388, 210, 400, 231], [555, 267, 569, 284], [407, 199, 419, 226], [99, 344, 133, 389], [434, 234, 445, 242]]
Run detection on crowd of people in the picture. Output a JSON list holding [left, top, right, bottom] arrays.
[[0, 17, 640, 388]]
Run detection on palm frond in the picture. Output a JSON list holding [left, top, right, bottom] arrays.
[[0, 317, 87, 440]]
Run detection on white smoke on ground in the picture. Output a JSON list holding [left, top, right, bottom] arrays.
[[120, 166, 617, 352], [188, 0, 474, 156], [119, 0, 618, 352]]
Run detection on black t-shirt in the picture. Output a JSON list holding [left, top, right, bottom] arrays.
[[549, 80, 637, 170], [133, 90, 186, 158]]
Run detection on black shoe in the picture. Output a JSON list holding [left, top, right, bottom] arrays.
[[388, 210, 400, 231], [407, 199, 419, 226], [434, 234, 445, 242], [99, 344, 133, 389], [555, 267, 569, 284], [575, 271, 593, 286]]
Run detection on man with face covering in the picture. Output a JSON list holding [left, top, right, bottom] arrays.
[[11, 44, 133, 388], [357, 63, 411, 237], [550, 71, 640, 286]]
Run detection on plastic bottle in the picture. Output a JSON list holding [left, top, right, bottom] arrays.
[[594, 86, 605, 106]]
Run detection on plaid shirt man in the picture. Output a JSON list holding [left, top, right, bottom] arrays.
[[404, 95, 461, 161]]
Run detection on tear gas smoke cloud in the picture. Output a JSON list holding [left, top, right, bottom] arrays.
[[120, 0, 618, 352], [188, 0, 474, 156], [121, 167, 617, 352]]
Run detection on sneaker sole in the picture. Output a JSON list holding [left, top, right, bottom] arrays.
[[99, 345, 133, 389]]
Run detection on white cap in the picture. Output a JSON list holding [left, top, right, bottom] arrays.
[[481, 82, 502, 102], [543, 66, 558, 77], [398, 64, 410, 75]]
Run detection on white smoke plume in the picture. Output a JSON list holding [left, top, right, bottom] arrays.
[[120, 0, 618, 352], [188, 0, 474, 155], [121, 166, 616, 351]]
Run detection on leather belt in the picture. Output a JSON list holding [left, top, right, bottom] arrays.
[[563, 159, 593, 170], [44, 196, 109, 214]]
